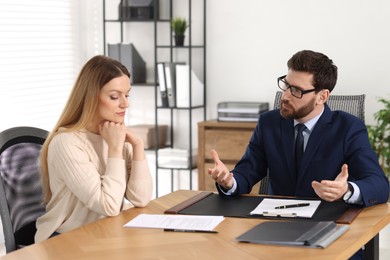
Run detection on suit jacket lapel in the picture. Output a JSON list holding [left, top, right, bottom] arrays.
[[280, 117, 296, 182], [296, 104, 333, 186]]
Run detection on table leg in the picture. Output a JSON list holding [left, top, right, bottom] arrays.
[[364, 234, 379, 260]]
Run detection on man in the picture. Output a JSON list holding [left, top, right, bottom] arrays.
[[209, 50, 389, 259], [209, 50, 389, 206]]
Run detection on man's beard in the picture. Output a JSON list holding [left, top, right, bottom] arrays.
[[279, 97, 316, 120]]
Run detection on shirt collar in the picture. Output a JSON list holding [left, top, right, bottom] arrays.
[[294, 107, 325, 132]]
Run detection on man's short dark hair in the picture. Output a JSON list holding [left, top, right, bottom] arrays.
[[287, 50, 338, 92]]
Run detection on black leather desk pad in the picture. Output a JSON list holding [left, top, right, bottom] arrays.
[[176, 193, 361, 223]]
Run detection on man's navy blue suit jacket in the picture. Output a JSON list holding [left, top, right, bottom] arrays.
[[220, 104, 389, 206]]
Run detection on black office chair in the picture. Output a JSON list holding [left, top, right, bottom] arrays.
[[258, 91, 366, 194], [0, 126, 48, 253]]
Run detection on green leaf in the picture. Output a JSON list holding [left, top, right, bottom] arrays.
[[171, 17, 189, 36], [367, 97, 390, 177]]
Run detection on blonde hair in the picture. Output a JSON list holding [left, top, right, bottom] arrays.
[[40, 55, 130, 203]]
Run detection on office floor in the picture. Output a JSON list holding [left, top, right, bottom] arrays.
[[0, 222, 389, 258]]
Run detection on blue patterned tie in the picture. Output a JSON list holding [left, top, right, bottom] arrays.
[[295, 124, 306, 173]]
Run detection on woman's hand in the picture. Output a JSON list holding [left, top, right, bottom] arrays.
[[99, 121, 126, 158], [125, 128, 145, 160]]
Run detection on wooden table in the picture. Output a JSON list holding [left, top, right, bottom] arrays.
[[2, 190, 389, 260]]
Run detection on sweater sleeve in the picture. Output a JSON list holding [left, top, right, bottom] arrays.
[[124, 143, 153, 207], [48, 133, 126, 216]]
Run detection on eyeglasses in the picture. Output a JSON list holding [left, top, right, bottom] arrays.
[[277, 75, 316, 99]]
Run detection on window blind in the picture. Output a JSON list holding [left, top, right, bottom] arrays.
[[0, 0, 78, 131]]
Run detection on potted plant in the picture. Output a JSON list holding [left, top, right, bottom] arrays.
[[367, 97, 390, 181], [171, 17, 188, 46]]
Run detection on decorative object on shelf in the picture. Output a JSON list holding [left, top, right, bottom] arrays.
[[217, 102, 269, 122], [367, 97, 390, 180], [107, 43, 146, 84], [118, 0, 158, 21], [128, 124, 168, 149], [171, 17, 188, 46]]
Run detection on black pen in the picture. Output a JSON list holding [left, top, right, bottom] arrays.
[[274, 203, 310, 209], [164, 229, 218, 233]]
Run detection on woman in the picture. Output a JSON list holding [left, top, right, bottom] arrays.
[[35, 55, 153, 242]]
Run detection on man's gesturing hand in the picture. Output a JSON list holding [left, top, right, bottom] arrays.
[[312, 164, 349, 202], [207, 149, 234, 190]]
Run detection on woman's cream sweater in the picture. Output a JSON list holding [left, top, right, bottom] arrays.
[[35, 129, 153, 242]]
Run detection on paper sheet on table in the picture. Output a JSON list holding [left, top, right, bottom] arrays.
[[250, 198, 321, 218], [124, 213, 224, 231]]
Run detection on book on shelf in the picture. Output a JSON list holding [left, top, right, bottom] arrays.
[[175, 64, 204, 108], [164, 62, 178, 108], [157, 63, 169, 107]]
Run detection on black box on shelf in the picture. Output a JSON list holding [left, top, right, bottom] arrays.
[[217, 102, 269, 122], [107, 43, 146, 84], [119, 0, 158, 21]]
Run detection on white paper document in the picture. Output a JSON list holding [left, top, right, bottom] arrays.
[[250, 198, 321, 218], [124, 214, 224, 231]]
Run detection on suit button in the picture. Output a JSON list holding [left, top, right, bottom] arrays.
[[368, 199, 377, 204]]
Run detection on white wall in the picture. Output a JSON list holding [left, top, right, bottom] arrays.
[[75, 0, 390, 195], [84, 0, 390, 125], [205, 0, 390, 125]]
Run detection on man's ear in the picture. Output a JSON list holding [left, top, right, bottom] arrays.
[[318, 89, 330, 104]]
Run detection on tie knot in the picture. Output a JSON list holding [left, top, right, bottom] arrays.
[[296, 124, 306, 134]]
